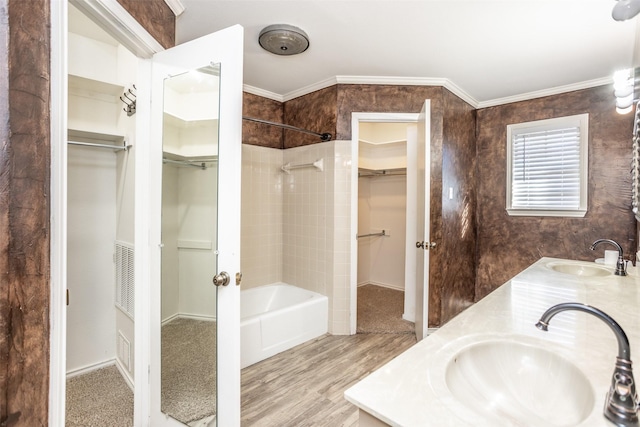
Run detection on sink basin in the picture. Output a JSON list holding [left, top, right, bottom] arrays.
[[547, 261, 611, 277], [445, 340, 594, 426]]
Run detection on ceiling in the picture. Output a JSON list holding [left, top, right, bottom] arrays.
[[175, 0, 639, 107]]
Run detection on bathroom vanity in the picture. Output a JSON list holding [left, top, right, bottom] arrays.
[[344, 257, 640, 426]]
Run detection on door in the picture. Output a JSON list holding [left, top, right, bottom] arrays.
[[414, 101, 431, 341], [148, 25, 243, 426]]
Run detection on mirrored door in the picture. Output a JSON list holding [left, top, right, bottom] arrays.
[[149, 25, 244, 427], [160, 64, 221, 425]]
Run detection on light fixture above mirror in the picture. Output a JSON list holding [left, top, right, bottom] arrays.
[[613, 68, 634, 114]]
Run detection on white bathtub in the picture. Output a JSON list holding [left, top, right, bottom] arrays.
[[241, 283, 328, 368]]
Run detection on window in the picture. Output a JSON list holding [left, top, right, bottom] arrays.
[[506, 114, 588, 217]]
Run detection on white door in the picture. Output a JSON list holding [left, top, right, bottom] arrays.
[[414, 101, 431, 341], [148, 25, 243, 426]]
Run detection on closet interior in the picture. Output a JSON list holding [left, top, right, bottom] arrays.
[[66, 5, 137, 423], [357, 122, 411, 328]]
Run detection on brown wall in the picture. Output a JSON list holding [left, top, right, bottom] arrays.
[[1, 1, 51, 425], [475, 85, 636, 300], [433, 89, 477, 325], [242, 92, 284, 149], [116, 0, 175, 49], [284, 86, 337, 148]]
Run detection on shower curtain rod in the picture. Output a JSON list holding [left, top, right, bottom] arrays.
[[242, 116, 332, 142], [68, 140, 130, 151]]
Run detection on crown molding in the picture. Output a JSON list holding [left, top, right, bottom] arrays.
[[476, 77, 612, 109], [243, 85, 284, 102], [164, 0, 185, 17], [246, 75, 612, 109], [282, 76, 338, 102], [281, 75, 480, 107]]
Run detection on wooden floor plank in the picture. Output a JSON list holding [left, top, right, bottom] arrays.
[[241, 333, 416, 426]]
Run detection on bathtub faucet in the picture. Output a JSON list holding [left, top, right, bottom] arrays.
[[536, 302, 639, 426], [589, 238, 627, 276]]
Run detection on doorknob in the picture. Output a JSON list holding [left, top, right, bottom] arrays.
[[213, 271, 231, 286], [416, 241, 436, 250]]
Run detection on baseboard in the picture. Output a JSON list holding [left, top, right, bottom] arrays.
[[66, 358, 116, 379], [115, 358, 135, 392], [177, 313, 216, 322], [358, 281, 404, 291], [426, 327, 439, 336], [162, 313, 217, 326], [161, 312, 180, 326], [402, 313, 415, 323]]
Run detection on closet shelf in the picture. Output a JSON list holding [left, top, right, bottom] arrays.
[[68, 129, 127, 151], [68, 74, 124, 98]]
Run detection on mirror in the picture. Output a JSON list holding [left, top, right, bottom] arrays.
[[160, 64, 221, 425]]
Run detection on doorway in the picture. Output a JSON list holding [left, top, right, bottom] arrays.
[[356, 122, 413, 335], [349, 112, 421, 337], [64, 4, 138, 425]]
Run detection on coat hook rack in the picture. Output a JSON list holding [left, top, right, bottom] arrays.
[[120, 84, 136, 117]]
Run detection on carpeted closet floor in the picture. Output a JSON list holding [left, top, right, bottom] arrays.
[[66, 365, 133, 427], [356, 284, 415, 334]]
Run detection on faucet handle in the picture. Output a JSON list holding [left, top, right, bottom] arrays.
[[614, 372, 635, 399]]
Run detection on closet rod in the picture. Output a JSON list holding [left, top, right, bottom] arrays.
[[162, 158, 208, 170], [357, 230, 386, 239], [68, 140, 130, 151], [242, 116, 332, 142]]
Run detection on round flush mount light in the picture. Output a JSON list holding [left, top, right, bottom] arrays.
[[612, 0, 640, 21], [259, 24, 309, 56]]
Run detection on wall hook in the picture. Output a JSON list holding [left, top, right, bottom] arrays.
[[120, 85, 137, 117]]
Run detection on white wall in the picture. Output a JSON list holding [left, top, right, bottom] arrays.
[[161, 163, 218, 321], [67, 147, 117, 373], [161, 165, 180, 321], [357, 175, 407, 290], [177, 166, 218, 318]]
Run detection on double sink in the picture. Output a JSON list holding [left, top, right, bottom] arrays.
[[345, 258, 639, 426]]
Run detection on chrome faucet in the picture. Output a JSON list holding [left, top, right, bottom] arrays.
[[536, 303, 639, 426], [590, 238, 627, 276]]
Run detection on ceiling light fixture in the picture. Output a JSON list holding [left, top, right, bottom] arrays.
[[258, 24, 309, 56], [612, 0, 640, 21]]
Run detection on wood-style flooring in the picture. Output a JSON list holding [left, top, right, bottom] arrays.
[[241, 333, 416, 427]]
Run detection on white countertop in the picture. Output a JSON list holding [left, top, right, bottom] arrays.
[[344, 257, 640, 426]]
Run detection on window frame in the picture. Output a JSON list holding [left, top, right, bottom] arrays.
[[506, 113, 589, 218]]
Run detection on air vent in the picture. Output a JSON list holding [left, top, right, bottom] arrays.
[[115, 241, 134, 318]]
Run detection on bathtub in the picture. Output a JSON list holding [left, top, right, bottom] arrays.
[[241, 283, 328, 368]]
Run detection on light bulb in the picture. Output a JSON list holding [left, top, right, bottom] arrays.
[[616, 105, 633, 114], [616, 93, 634, 109]]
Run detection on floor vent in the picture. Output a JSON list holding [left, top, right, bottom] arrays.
[[117, 331, 131, 371], [115, 241, 134, 318]]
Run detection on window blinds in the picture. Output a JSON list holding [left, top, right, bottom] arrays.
[[511, 127, 581, 210]]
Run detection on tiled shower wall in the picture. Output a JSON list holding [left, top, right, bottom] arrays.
[[241, 141, 352, 334], [241, 145, 283, 288]]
